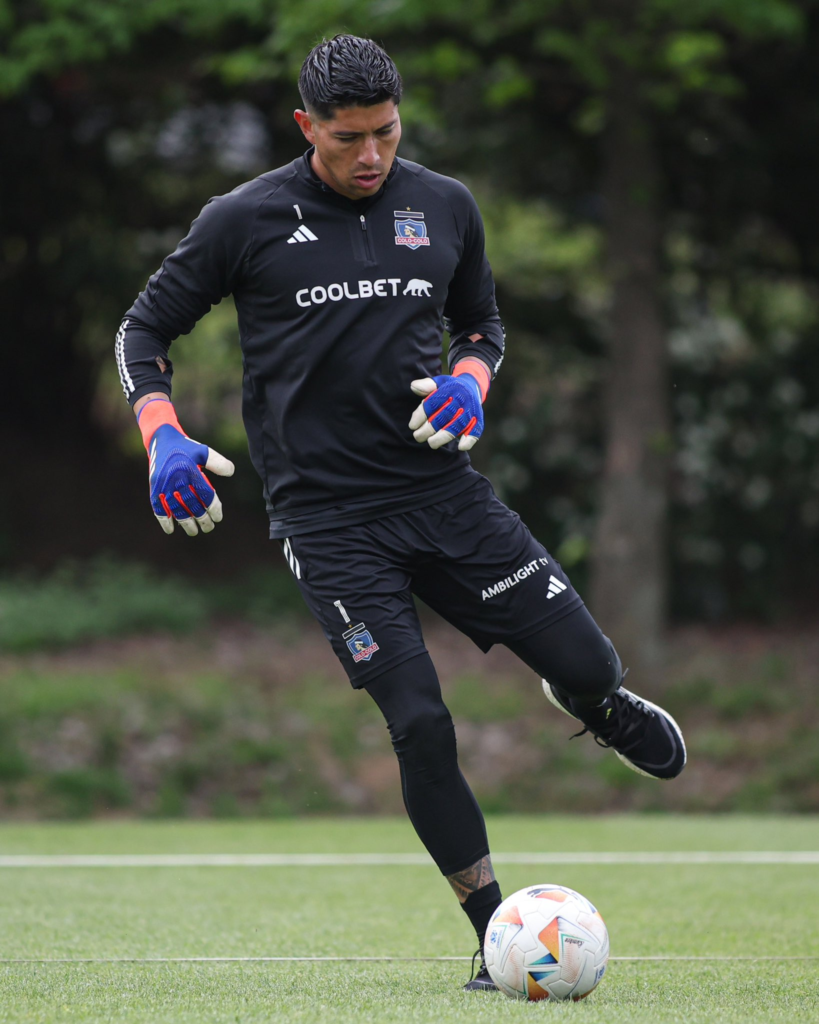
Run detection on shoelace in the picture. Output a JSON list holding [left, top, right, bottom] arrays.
[[570, 692, 655, 754], [468, 948, 486, 982]]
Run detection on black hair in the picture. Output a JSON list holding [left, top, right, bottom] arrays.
[[299, 34, 402, 120]]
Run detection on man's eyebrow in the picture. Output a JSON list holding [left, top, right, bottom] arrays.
[[332, 120, 397, 137]]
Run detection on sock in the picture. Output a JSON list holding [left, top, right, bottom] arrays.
[[461, 881, 503, 950]]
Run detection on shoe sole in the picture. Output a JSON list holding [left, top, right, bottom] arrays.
[[542, 680, 687, 780]]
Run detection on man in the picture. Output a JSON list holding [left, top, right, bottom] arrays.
[[117, 34, 686, 991]]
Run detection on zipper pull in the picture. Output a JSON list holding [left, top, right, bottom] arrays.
[[360, 214, 367, 231]]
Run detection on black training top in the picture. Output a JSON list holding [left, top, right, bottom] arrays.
[[117, 149, 505, 538]]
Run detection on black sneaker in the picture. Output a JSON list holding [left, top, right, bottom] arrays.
[[463, 949, 497, 992], [543, 680, 687, 780]]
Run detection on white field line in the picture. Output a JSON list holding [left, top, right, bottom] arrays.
[[1, 955, 817, 965], [0, 851, 818, 868]]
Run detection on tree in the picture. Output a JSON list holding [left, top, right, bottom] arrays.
[[540, 0, 805, 672]]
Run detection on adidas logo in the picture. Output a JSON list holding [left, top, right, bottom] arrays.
[[546, 575, 568, 600], [287, 226, 318, 244]]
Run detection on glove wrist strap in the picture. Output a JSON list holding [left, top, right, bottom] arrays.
[[452, 358, 491, 402], [137, 398, 184, 451]]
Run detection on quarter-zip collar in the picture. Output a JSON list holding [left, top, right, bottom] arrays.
[[294, 147, 399, 211]]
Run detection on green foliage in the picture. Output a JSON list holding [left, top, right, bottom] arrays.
[[482, 196, 604, 300], [646, 0, 805, 37], [664, 30, 725, 71], [535, 25, 610, 88], [0, 659, 381, 817], [407, 40, 480, 80], [0, 0, 805, 100], [47, 767, 132, 818], [0, 0, 277, 95], [0, 557, 312, 654], [446, 673, 528, 722], [672, 676, 790, 719], [0, 734, 29, 782], [666, 652, 793, 717], [0, 626, 816, 818], [483, 55, 535, 109], [204, 568, 312, 625], [2, 0, 817, 627], [0, 558, 208, 652], [668, 259, 819, 618]]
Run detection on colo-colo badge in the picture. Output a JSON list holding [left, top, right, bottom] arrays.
[[395, 210, 429, 249], [334, 600, 380, 663]]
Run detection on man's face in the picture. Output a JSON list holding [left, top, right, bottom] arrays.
[[294, 101, 401, 200]]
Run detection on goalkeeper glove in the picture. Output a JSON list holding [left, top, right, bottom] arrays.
[[137, 399, 234, 536], [409, 358, 491, 451]]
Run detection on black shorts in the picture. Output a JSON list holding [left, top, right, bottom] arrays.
[[279, 475, 583, 687]]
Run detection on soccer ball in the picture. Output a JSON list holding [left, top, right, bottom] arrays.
[[484, 883, 609, 1001]]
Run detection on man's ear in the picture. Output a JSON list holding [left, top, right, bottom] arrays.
[[294, 109, 316, 144]]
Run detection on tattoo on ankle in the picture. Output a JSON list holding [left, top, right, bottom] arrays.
[[446, 856, 496, 903]]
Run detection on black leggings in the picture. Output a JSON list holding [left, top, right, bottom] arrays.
[[365, 604, 622, 875], [506, 604, 622, 709]]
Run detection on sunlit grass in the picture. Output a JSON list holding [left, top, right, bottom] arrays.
[[0, 816, 817, 1022]]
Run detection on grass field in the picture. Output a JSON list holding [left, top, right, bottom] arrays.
[[1, 815, 818, 1023]]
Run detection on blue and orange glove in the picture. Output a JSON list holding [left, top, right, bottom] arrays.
[[408, 358, 491, 451], [137, 399, 235, 536]]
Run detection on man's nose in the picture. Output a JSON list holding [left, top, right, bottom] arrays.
[[359, 136, 379, 165]]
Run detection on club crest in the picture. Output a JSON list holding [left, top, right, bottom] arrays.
[[334, 599, 380, 664], [395, 211, 430, 249], [344, 624, 379, 663]]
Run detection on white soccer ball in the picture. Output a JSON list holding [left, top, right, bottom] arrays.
[[484, 883, 609, 1001]]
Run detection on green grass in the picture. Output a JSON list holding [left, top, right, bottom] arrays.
[[0, 816, 818, 1022], [2, 962, 817, 1024]]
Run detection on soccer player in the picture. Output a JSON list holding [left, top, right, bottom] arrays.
[[116, 34, 686, 991]]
